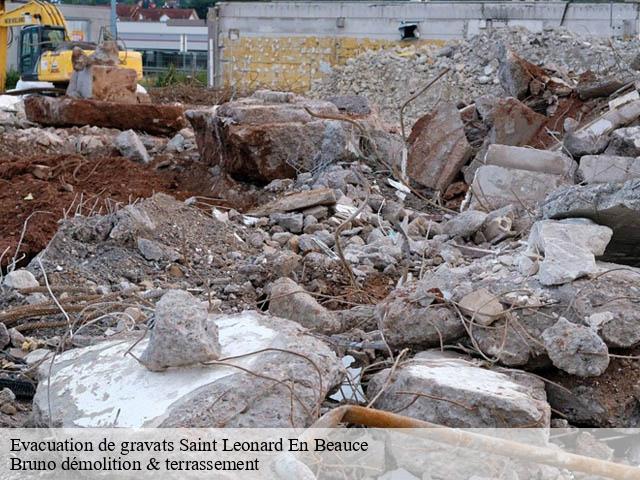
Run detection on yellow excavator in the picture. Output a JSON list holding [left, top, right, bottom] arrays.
[[0, 0, 142, 92]]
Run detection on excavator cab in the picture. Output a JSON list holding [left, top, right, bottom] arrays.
[[18, 25, 65, 80]]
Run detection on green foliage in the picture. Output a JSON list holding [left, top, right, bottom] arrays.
[[5, 69, 20, 90], [140, 64, 207, 88]]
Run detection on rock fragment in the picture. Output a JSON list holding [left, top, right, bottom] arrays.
[[268, 278, 340, 333], [458, 288, 504, 326], [541, 318, 609, 377], [140, 290, 221, 371], [2, 269, 39, 289], [115, 130, 150, 163]]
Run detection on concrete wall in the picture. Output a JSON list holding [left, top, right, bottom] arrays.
[[6, 3, 111, 71], [209, 1, 640, 92]]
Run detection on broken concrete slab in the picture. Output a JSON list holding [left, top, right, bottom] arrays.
[[248, 188, 337, 216], [483, 144, 576, 178], [115, 129, 150, 163], [605, 126, 640, 157], [268, 277, 341, 333], [467, 165, 571, 212], [32, 311, 342, 427], [368, 350, 550, 428], [526, 219, 613, 285], [541, 317, 609, 377], [140, 290, 221, 371], [187, 91, 400, 183], [542, 179, 640, 265], [406, 101, 472, 192], [579, 155, 640, 183], [24, 96, 186, 136]]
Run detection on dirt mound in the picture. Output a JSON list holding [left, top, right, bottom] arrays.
[[0, 154, 211, 268]]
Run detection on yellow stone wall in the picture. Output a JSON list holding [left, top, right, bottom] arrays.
[[222, 36, 444, 93]]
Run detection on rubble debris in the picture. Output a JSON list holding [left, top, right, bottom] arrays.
[[368, 351, 550, 428], [578, 155, 640, 184], [312, 27, 640, 126], [25, 96, 186, 136], [526, 219, 613, 285], [268, 278, 341, 333], [115, 129, 150, 163], [32, 311, 342, 427], [541, 318, 609, 377], [5, 25, 640, 433], [187, 90, 402, 183], [248, 188, 337, 216], [140, 290, 221, 371], [406, 102, 472, 191], [543, 179, 640, 265]]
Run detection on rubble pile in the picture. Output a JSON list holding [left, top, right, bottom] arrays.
[[2, 28, 640, 465], [311, 27, 640, 125]]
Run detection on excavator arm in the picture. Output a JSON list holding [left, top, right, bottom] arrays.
[[0, 0, 69, 90]]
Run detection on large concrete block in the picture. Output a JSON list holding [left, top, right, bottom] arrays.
[[467, 165, 571, 211], [368, 350, 550, 428], [579, 155, 640, 183], [32, 311, 342, 427], [24, 96, 186, 136], [484, 144, 576, 177], [542, 179, 640, 265]]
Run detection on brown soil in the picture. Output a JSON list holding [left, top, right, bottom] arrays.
[[0, 153, 215, 268], [148, 84, 233, 107]]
